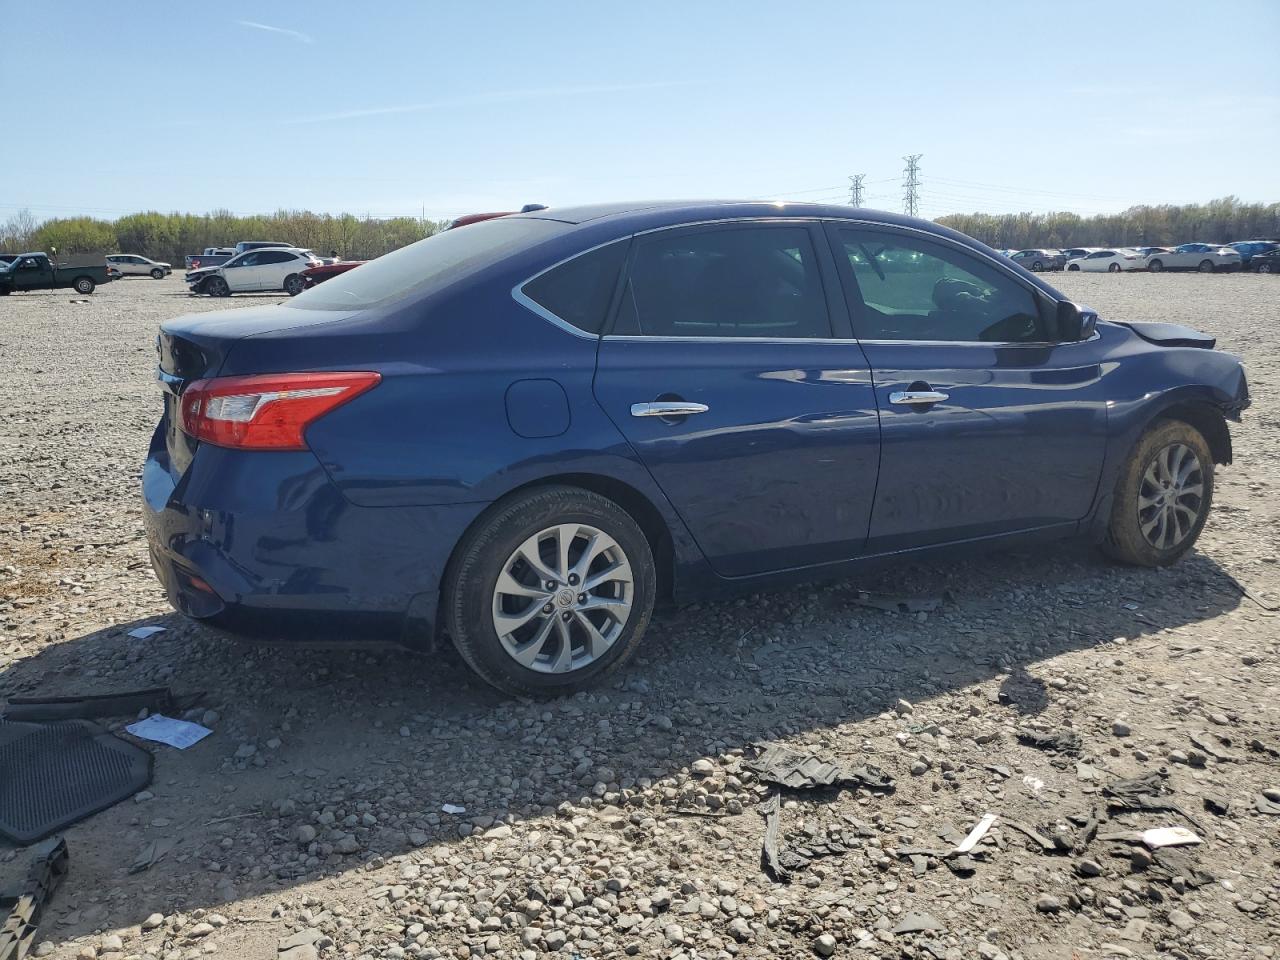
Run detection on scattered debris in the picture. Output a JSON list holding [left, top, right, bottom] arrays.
[[1255, 791, 1280, 816], [850, 592, 944, 615], [441, 804, 466, 815], [1017, 729, 1082, 756], [124, 714, 211, 749], [893, 911, 944, 934], [951, 813, 998, 855], [758, 793, 790, 883], [1000, 818, 1060, 853], [0, 836, 67, 960], [1188, 730, 1238, 762], [1142, 826, 1202, 849], [2, 687, 180, 722], [128, 837, 177, 874], [746, 744, 894, 792]]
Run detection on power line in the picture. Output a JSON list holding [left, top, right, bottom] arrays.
[[902, 154, 922, 218]]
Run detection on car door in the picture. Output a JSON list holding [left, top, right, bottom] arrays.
[[256, 250, 297, 290], [221, 252, 259, 290], [826, 222, 1108, 553], [591, 220, 881, 578]]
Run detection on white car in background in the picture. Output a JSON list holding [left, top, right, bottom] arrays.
[[105, 254, 172, 279], [1065, 248, 1146, 272], [1145, 243, 1242, 273], [186, 247, 321, 297]]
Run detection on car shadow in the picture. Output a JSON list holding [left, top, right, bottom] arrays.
[[0, 542, 1246, 944]]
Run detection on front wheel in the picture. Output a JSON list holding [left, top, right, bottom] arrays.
[[1197, 259, 1214, 273], [283, 273, 306, 296], [445, 485, 656, 697], [73, 276, 95, 294], [1031, 260, 1043, 271], [1148, 259, 1163, 272], [151, 268, 165, 279], [1102, 420, 1214, 567], [1108, 262, 1121, 273], [1067, 263, 1080, 271], [1258, 262, 1274, 274], [204, 276, 230, 297]]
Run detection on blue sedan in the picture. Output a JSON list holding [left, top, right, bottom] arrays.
[[144, 202, 1250, 695]]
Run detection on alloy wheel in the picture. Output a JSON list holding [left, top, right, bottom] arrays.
[[1137, 442, 1204, 550], [491, 523, 634, 674]]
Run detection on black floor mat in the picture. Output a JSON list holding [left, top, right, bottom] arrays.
[[0, 720, 152, 845]]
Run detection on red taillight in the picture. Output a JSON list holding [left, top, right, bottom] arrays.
[[179, 372, 381, 450]]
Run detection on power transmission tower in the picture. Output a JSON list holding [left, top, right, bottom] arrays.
[[848, 174, 865, 207], [902, 154, 922, 217]]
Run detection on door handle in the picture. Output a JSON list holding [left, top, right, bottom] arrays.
[[630, 401, 709, 418], [889, 390, 949, 406]]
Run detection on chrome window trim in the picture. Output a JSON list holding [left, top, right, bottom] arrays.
[[603, 335, 860, 345]]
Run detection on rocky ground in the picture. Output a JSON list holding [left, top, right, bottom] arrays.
[[0, 272, 1277, 960]]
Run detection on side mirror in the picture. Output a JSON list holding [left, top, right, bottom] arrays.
[[1057, 300, 1097, 341]]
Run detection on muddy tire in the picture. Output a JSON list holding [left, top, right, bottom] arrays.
[[1102, 420, 1214, 567], [444, 485, 656, 697]]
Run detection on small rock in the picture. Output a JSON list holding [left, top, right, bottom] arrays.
[[1167, 909, 1196, 932], [187, 922, 215, 938], [814, 933, 837, 956], [1112, 721, 1131, 737], [691, 759, 715, 776], [1077, 859, 1102, 877], [133, 790, 154, 803], [728, 917, 752, 942], [894, 698, 914, 715], [1036, 894, 1063, 913], [233, 743, 256, 759], [142, 913, 164, 930], [100, 935, 123, 952], [334, 835, 361, 854], [296, 824, 317, 844]]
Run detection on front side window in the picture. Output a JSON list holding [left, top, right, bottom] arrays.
[[839, 228, 1043, 343], [521, 241, 628, 334], [612, 225, 830, 339]]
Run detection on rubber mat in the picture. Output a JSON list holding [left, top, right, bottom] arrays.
[[0, 720, 152, 845]]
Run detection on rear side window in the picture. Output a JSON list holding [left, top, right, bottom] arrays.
[[613, 225, 830, 339], [521, 241, 628, 334], [257, 251, 294, 264]]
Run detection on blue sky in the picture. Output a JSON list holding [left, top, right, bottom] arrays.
[[4, 0, 1277, 222]]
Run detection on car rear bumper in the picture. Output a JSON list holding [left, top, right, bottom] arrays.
[[141, 424, 487, 646]]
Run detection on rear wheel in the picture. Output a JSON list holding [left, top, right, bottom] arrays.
[[283, 273, 306, 296], [150, 268, 165, 279], [1102, 420, 1214, 567], [1148, 259, 1163, 272], [73, 276, 95, 294], [445, 485, 656, 697], [1258, 262, 1274, 273], [1197, 259, 1214, 273], [205, 276, 230, 297], [1031, 260, 1043, 271], [1108, 262, 1121, 272]]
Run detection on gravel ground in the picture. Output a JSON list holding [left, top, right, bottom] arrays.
[[1, 272, 1277, 960]]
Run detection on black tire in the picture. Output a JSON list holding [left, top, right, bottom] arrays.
[[151, 268, 165, 279], [1108, 262, 1121, 272], [445, 485, 656, 697], [1197, 259, 1214, 273], [1067, 263, 1080, 271], [73, 276, 95, 294], [1257, 262, 1273, 273], [1101, 420, 1214, 567], [1148, 259, 1163, 272], [284, 273, 306, 296], [205, 276, 230, 297], [1031, 260, 1043, 271]]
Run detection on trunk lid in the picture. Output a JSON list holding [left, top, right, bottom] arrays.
[[156, 304, 360, 473]]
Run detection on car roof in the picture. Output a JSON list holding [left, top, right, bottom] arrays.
[[513, 199, 935, 230]]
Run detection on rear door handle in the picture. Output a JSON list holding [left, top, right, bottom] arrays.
[[630, 401, 709, 418], [888, 390, 949, 406]]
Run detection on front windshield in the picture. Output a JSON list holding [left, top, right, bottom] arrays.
[[287, 217, 565, 311]]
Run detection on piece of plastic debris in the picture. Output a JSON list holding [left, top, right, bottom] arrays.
[[3, 687, 179, 722], [1141, 826, 1202, 849], [1016, 729, 1082, 756], [128, 837, 177, 874], [127, 626, 167, 639], [1021, 774, 1045, 793], [125, 714, 211, 749], [758, 793, 790, 883], [0, 835, 68, 960], [745, 744, 894, 792], [951, 813, 998, 855], [441, 804, 466, 815]]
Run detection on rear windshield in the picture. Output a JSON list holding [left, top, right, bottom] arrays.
[[286, 218, 564, 311]]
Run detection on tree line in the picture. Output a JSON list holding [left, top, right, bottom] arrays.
[[0, 209, 445, 264], [936, 197, 1280, 249], [3, 197, 1277, 265]]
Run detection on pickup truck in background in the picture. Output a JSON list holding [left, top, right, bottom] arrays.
[[184, 247, 236, 270], [0, 253, 111, 295]]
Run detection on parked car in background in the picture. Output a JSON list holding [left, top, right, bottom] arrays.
[[1146, 243, 1241, 273], [1061, 247, 1102, 261], [185, 247, 236, 270], [300, 260, 366, 289], [1250, 248, 1280, 273], [106, 254, 172, 279], [186, 247, 320, 296], [0, 253, 110, 294], [145, 200, 1248, 696], [1009, 248, 1064, 271], [234, 240, 295, 255], [1135, 246, 1171, 259], [1065, 249, 1146, 272], [1229, 240, 1279, 268]]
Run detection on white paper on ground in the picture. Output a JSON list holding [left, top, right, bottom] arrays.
[[127, 625, 167, 639], [441, 804, 466, 815], [126, 714, 212, 749], [1142, 826, 1202, 849]]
